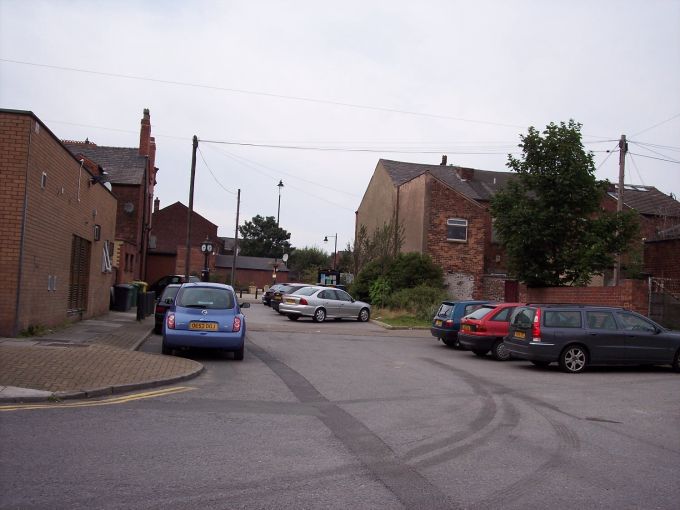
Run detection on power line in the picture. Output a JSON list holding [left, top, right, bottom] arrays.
[[627, 153, 646, 186], [632, 112, 680, 137], [628, 141, 680, 164], [1, 58, 526, 129], [628, 152, 680, 164], [197, 147, 238, 195], [596, 145, 620, 170]]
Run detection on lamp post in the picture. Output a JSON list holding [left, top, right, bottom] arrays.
[[276, 179, 284, 226], [200, 236, 214, 282], [323, 233, 338, 270]]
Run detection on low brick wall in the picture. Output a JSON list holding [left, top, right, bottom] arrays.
[[518, 279, 648, 315]]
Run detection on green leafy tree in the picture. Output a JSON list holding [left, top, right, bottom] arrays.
[[491, 120, 639, 286], [287, 246, 329, 281], [387, 253, 443, 289], [238, 215, 292, 258]]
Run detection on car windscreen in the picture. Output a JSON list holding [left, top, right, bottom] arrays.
[[177, 287, 234, 309], [160, 286, 180, 301], [436, 303, 454, 317], [465, 306, 496, 320], [294, 287, 318, 296]]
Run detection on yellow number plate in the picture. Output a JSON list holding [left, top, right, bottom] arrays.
[[285, 298, 295, 304], [462, 324, 471, 331], [515, 330, 526, 339], [189, 322, 218, 331], [435, 320, 443, 327]]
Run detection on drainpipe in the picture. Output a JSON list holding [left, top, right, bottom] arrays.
[[14, 120, 33, 336], [394, 185, 400, 257]]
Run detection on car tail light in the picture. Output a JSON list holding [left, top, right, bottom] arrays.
[[299, 298, 308, 305], [167, 313, 176, 329], [232, 316, 242, 332], [445, 319, 454, 327], [532, 309, 541, 341], [155, 305, 164, 314]]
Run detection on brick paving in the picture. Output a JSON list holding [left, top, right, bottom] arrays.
[[0, 311, 203, 401]]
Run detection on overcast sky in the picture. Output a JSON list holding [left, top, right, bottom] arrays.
[[2, 1, 679, 255]]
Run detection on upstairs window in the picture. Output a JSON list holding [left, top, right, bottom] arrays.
[[447, 218, 468, 242]]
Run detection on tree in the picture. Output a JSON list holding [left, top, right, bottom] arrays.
[[287, 246, 329, 281], [491, 120, 639, 287], [238, 215, 292, 258]]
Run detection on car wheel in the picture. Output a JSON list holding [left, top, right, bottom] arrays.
[[358, 308, 370, 322], [233, 345, 244, 361], [313, 308, 327, 323], [287, 315, 299, 321], [161, 343, 172, 356], [441, 337, 460, 348], [491, 340, 511, 361], [472, 349, 488, 357], [672, 349, 680, 373], [530, 360, 551, 368], [559, 345, 588, 373]]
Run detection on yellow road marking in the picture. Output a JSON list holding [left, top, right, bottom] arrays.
[[0, 386, 196, 412]]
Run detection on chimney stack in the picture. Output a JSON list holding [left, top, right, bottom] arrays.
[[154, 197, 160, 213], [139, 108, 151, 157], [440, 155, 447, 166]]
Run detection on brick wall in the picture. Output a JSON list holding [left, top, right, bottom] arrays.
[[518, 279, 648, 315], [644, 239, 680, 280], [427, 178, 488, 299], [0, 111, 117, 336]]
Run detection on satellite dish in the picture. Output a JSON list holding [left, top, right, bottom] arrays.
[[282, 253, 289, 262]]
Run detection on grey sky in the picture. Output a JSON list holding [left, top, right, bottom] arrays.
[[2, 0, 678, 254]]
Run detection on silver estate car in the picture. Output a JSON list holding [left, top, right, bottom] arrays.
[[279, 285, 371, 323]]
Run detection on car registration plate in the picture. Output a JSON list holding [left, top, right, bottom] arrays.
[[189, 322, 218, 331], [462, 324, 471, 331], [285, 298, 295, 304], [514, 330, 526, 339], [435, 320, 443, 327]]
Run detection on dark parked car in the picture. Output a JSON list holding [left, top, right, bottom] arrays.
[[271, 283, 310, 312], [154, 284, 181, 334], [262, 284, 285, 306], [505, 304, 680, 373], [431, 300, 492, 348], [459, 302, 521, 360], [148, 274, 200, 296], [162, 283, 250, 360]]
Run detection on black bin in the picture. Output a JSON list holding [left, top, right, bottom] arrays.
[[113, 284, 135, 312]]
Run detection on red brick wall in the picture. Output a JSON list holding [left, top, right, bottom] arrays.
[[0, 112, 117, 336], [149, 202, 218, 256], [518, 279, 648, 315], [426, 178, 488, 298], [211, 268, 289, 289]]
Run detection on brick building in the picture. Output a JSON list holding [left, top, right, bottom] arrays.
[[0, 110, 117, 336], [64, 109, 158, 284], [357, 157, 680, 300], [146, 200, 219, 284]]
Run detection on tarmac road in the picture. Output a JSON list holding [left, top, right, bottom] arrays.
[[1, 303, 679, 509]]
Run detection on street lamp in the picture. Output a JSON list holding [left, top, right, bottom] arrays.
[[200, 236, 214, 282], [323, 233, 338, 270], [276, 179, 284, 226]]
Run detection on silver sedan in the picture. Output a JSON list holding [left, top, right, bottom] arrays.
[[278, 286, 371, 322]]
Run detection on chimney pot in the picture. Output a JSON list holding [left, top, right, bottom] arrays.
[[440, 155, 447, 166], [154, 197, 160, 213]]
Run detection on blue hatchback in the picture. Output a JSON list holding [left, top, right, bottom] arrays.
[[162, 283, 250, 360], [431, 300, 492, 348]]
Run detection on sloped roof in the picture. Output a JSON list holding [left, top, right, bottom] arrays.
[[64, 142, 147, 185], [379, 159, 513, 201], [215, 255, 290, 272], [608, 185, 680, 218]]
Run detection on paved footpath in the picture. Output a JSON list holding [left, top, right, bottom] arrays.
[[0, 310, 203, 403]]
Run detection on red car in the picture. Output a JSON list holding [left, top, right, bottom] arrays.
[[458, 303, 522, 361]]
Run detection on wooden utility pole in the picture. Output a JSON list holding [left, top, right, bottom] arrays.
[[185, 135, 198, 277], [613, 134, 627, 285], [231, 189, 241, 286]]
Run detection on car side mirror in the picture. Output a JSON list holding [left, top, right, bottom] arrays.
[[240, 302, 251, 309]]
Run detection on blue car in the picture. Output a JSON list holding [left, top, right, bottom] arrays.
[[431, 300, 492, 348], [162, 282, 250, 360]]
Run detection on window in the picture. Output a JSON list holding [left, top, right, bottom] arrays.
[[101, 241, 112, 273], [335, 290, 353, 302], [447, 218, 468, 242], [463, 303, 485, 315], [178, 287, 234, 309], [466, 306, 495, 320], [586, 311, 617, 330], [41, 172, 47, 189], [544, 311, 582, 328], [616, 312, 656, 333], [492, 307, 515, 322], [68, 235, 91, 311]]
